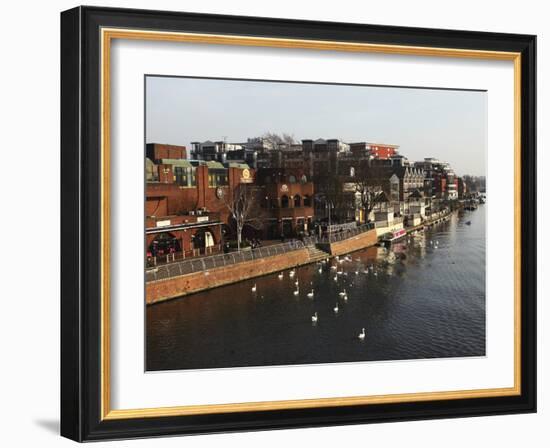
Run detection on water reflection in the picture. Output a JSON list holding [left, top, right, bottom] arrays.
[[147, 207, 485, 371]]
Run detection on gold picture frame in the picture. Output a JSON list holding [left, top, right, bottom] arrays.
[[61, 6, 536, 441]]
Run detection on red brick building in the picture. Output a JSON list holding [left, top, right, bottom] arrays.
[[256, 169, 315, 238], [432, 173, 447, 199], [348, 142, 399, 160], [146, 143, 187, 161], [146, 153, 254, 261], [367, 143, 399, 159]]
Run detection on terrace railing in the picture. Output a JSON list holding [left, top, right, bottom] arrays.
[[146, 240, 305, 282], [318, 223, 375, 244], [374, 216, 405, 228]]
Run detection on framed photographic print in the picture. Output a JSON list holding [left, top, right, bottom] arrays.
[[60, 6, 536, 441]]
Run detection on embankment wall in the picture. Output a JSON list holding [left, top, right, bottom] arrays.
[[147, 248, 310, 304], [318, 229, 378, 257]]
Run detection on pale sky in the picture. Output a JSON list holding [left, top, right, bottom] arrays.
[[146, 76, 487, 176]]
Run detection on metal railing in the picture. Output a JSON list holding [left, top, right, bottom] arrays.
[[374, 217, 404, 228], [325, 222, 358, 233], [148, 244, 223, 266], [318, 223, 375, 243], [146, 240, 305, 282], [302, 236, 319, 247], [425, 209, 451, 223]]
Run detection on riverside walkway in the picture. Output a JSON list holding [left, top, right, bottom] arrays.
[[146, 240, 307, 283]]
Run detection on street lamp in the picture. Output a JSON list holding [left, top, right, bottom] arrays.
[[326, 200, 333, 242]]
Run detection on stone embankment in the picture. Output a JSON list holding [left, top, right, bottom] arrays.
[[146, 247, 312, 304], [146, 228, 381, 304]]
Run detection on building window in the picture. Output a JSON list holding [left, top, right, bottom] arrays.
[[288, 175, 297, 183], [281, 195, 289, 208], [294, 194, 301, 207], [391, 183, 399, 202], [174, 166, 196, 187], [303, 195, 312, 207], [208, 169, 228, 187]]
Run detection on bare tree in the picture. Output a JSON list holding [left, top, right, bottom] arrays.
[[315, 174, 350, 224], [223, 184, 264, 251], [354, 182, 381, 223], [261, 132, 297, 150], [354, 163, 388, 223], [354, 171, 380, 223]]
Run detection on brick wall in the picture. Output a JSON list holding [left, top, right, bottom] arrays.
[[145, 166, 253, 223], [325, 229, 378, 256], [370, 145, 397, 159], [146, 143, 187, 161], [146, 248, 310, 304]]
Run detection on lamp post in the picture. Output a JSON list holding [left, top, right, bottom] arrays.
[[327, 200, 333, 242]]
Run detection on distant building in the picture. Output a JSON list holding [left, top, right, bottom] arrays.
[[349, 142, 399, 159], [256, 168, 314, 238], [367, 143, 399, 159], [146, 143, 187, 162], [302, 138, 350, 180], [414, 157, 458, 200], [190, 140, 258, 168], [457, 177, 466, 199], [183, 137, 469, 228]]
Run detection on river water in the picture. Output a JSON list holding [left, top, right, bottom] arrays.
[[147, 207, 486, 371]]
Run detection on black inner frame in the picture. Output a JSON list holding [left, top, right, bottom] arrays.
[[61, 6, 536, 442]]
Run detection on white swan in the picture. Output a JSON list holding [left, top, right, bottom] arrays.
[[318, 267, 322, 274], [339, 289, 347, 297], [307, 289, 314, 298], [278, 272, 284, 280], [311, 312, 318, 323], [333, 303, 339, 313], [251, 284, 257, 292], [289, 269, 296, 277], [333, 275, 338, 282], [358, 328, 366, 340], [293, 289, 299, 296], [294, 280, 299, 286]]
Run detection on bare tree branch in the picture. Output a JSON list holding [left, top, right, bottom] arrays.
[[260, 132, 297, 150], [223, 184, 264, 250], [353, 164, 383, 221]]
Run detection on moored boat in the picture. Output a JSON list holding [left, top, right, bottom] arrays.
[[380, 228, 407, 245]]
